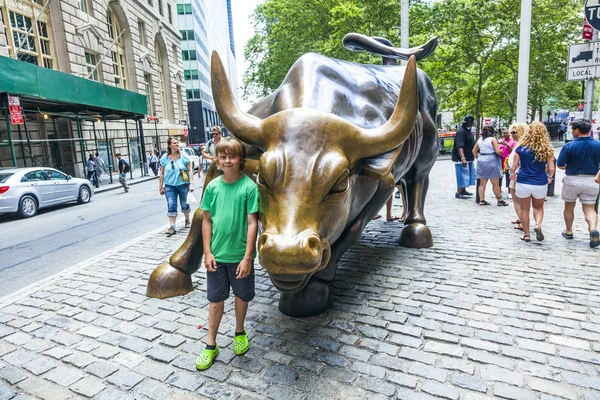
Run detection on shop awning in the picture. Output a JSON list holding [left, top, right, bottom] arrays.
[[0, 56, 147, 119]]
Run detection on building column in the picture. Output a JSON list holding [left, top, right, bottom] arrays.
[[0, 22, 10, 57]]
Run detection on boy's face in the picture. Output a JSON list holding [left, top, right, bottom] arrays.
[[218, 152, 241, 172]]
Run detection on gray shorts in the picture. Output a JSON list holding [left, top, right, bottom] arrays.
[[207, 262, 255, 303], [562, 175, 600, 205]]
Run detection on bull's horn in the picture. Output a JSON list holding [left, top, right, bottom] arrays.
[[211, 51, 263, 148], [356, 55, 418, 159]]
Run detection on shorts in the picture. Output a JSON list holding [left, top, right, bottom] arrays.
[[561, 175, 600, 204], [455, 161, 475, 188], [515, 182, 547, 199], [206, 262, 255, 303]]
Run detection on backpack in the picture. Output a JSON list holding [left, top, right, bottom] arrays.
[[123, 160, 131, 173]]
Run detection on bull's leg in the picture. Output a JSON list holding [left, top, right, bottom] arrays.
[[279, 175, 394, 317], [146, 208, 205, 298], [399, 110, 437, 248]]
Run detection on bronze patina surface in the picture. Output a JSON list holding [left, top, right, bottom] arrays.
[[147, 36, 439, 317]]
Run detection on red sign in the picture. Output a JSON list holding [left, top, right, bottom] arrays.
[[583, 18, 594, 40], [8, 95, 23, 124], [183, 128, 189, 137], [149, 115, 157, 121], [578, 103, 585, 111]]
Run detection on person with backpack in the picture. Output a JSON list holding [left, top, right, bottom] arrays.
[[198, 126, 223, 180], [115, 153, 130, 193]]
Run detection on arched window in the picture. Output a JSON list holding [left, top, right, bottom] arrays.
[[155, 40, 169, 121], [107, 7, 127, 89]]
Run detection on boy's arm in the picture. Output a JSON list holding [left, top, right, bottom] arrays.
[[202, 211, 217, 272], [236, 213, 258, 279]]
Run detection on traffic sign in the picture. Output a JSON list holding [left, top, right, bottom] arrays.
[[567, 42, 600, 81], [7, 95, 23, 125], [586, 0, 600, 31], [584, 18, 594, 40]]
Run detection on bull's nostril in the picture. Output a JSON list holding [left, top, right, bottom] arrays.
[[306, 235, 321, 255], [258, 234, 269, 250]]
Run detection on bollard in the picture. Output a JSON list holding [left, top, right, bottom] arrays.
[[547, 158, 557, 197], [475, 178, 480, 203]]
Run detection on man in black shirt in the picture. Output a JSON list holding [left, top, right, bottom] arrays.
[[452, 115, 476, 199], [116, 153, 130, 193]]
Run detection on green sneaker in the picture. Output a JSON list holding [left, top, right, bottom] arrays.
[[234, 331, 249, 356], [196, 344, 219, 371]]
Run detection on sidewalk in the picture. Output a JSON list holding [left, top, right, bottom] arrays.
[[92, 172, 158, 194], [0, 157, 599, 399]]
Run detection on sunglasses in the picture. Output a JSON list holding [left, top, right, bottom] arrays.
[[171, 160, 175, 169]]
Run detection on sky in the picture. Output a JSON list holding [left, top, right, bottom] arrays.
[[231, 0, 265, 111]]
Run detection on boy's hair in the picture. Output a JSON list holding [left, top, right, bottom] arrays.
[[215, 137, 246, 170]]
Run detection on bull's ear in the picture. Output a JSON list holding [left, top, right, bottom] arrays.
[[211, 51, 264, 149]]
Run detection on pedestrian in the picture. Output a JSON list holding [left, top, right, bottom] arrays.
[[473, 125, 507, 206], [558, 122, 567, 141], [94, 152, 106, 182], [498, 129, 517, 197], [196, 137, 259, 371], [86, 154, 99, 188], [452, 115, 476, 199], [509, 122, 555, 242], [506, 123, 526, 230], [198, 126, 223, 179], [115, 153, 130, 193], [159, 137, 194, 236], [556, 118, 600, 247], [148, 151, 159, 176]]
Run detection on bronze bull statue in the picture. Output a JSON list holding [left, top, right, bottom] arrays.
[[147, 34, 439, 317]]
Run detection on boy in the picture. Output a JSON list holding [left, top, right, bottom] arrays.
[[196, 137, 259, 371]]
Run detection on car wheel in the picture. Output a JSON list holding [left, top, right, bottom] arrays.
[[78, 185, 91, 204], [18, 195, 38, 218]]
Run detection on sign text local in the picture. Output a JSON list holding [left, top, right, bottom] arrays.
[[567, 42, 600, 81], [8, 95, 24, 125]]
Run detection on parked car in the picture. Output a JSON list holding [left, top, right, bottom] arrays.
[[180, 145, 200, 170], [0, 167, 94, 218]]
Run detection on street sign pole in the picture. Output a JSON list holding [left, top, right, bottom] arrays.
[[585, 30, 598, 120], [516, 0, 532, 123]]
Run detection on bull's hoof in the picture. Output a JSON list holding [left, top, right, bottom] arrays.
[[399, 222, 433, 248], [279, 279, 332, 317], [147, 263, 194, 299]]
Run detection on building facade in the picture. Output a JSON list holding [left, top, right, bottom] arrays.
[[0, 0, 187, 177], [177, 0, 236, 145]]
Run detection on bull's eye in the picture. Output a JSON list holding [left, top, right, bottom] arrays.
[[257, 173, 272, 194], [325, 172, 349, 200]]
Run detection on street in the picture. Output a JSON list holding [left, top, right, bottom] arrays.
[[0, 177, 203, 296]]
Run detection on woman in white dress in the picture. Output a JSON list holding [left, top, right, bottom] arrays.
[[472, 125, 508, 206]]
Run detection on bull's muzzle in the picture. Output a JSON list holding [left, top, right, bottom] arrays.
[[258, 232, 331, 293]]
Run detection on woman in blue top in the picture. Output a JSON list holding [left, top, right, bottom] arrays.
[[159, 137, 195, 236], [509, 122, 555, 242]]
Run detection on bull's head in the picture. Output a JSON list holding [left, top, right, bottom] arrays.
[[211, 52, 418, 292]]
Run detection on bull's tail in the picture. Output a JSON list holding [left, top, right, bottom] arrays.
[[342, 33, 437, 62]]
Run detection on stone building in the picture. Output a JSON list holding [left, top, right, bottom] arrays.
[[0, 0, 187, 177]]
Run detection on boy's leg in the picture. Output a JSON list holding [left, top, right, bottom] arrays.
[[228, 263, 255, 355], [234, 297, 248, 333], [207, 301, 225, 346]]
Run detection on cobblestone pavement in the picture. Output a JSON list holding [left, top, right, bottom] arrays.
[[0, 155, 599, 400]]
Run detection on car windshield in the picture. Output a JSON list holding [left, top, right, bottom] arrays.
[[0, 173, 13, 183]]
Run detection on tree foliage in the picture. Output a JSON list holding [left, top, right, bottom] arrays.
[[243, 0, 584, 125]]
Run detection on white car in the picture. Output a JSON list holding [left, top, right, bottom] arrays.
[[181, 146, 200, 170], [0, 167, 93, 218]]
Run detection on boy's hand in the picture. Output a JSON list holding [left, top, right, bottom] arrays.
[[204, 253, 217, 272], [236, 257, 252, 279]]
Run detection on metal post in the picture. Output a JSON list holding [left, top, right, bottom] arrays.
[[92, 121, 98, 150], [75, 116, 86, 176], [4, 104, 17, 167], [400, 0, 409, 66], [103, 116, 113, 184], [585, 31, 598, 120], [22, 114, 35, 166], [516, 0, 532, 123], [154, 120, 160, 152], [138, 119, 148, 176], [135, 119, 147, 176], [124, 119, 133, 179], [51, 117, 63, 170], [16, 124, 26, 166]]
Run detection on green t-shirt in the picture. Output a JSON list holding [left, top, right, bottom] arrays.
[[200, 175, 259, 263]]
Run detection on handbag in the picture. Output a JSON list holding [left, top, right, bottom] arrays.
[[180, 169, 190, 182]]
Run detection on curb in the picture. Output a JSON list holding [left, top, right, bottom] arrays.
[[95, 175, 159, 194], [0, 222, 171, 310]]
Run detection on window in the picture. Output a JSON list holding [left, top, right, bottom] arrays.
[[107, 7, 127, 89], [78, 0, 88, 13], [193, 89, 200, 98], [144, 74, 155, 116], [24, 170, 48, 181], [182, 50, 196, 61], [186, 89, 193, 100], [158, 0, 163, 16], [177, 4, 192, 14], [179, 29, 194, 40], [44, 170, 67, 180], [85, 52, 100, 81], [148, 0, 153, 6], [155, 41, 169, 121], [138, 20, 146, 47], [1, 6, 55, 69], [167, 4, 172, 24], [184, 69, 198, 80]]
